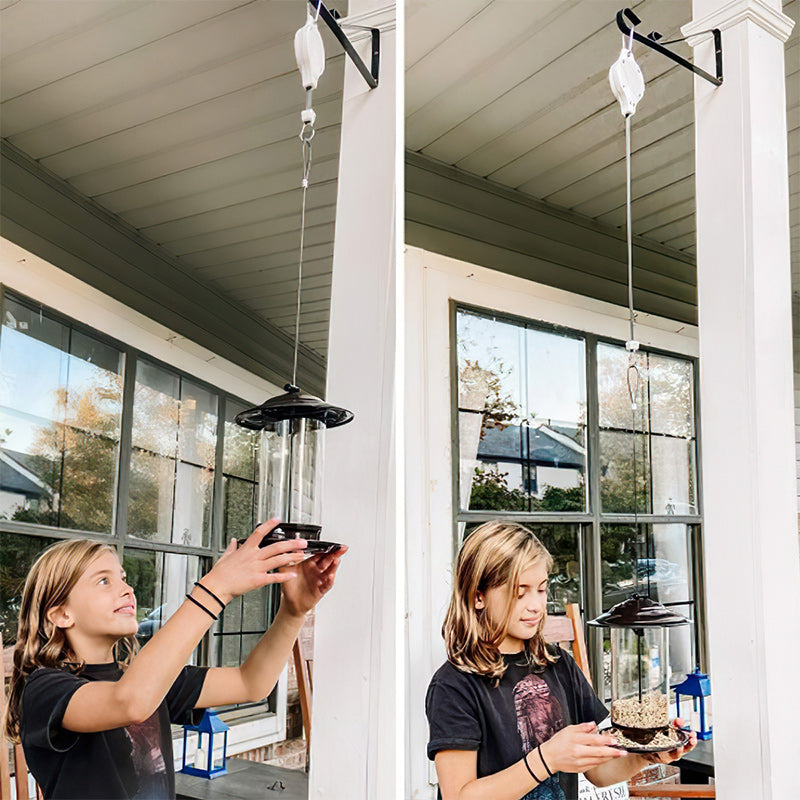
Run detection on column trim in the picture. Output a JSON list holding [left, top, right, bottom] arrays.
[[682, 0, 795, 42]]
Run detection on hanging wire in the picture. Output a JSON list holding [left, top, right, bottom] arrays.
[[292, 121, 314, 388], [623, 105, 645, 598]]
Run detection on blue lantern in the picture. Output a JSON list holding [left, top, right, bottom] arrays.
[[180, 710, 229, 779], [673, 668, 712, 740]]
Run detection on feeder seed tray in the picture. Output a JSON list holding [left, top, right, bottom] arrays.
[[609, 725, 690, 754]]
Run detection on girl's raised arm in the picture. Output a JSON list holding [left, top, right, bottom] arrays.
[[60, 522, 307, 733]]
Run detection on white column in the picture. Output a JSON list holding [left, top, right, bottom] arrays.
[[683, 1, 800, 796], [309, 4, 397, 799]]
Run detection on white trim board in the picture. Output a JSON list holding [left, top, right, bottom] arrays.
[[403, 245, 699, 799], [0, 236, 281, 405]]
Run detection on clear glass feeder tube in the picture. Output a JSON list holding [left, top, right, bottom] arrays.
[[610, 627, 670, 732], [257, 417, 325, 527]]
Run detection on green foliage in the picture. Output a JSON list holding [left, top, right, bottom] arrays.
[[468, 465, 528, 511]]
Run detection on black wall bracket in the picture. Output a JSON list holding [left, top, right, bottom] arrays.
[[309, 0, 380, 89], [616, 8, 723, 87]]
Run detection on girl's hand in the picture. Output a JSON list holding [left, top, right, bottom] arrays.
[[539, 722, 626, 773], [641, 719, 698, 764], [280, 545, 347, 618], [201, 521, 309, 603]]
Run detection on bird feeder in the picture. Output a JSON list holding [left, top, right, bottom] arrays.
[[673, 667, 712, 741], [180, 710, 229, 779], [235, 384, 353, 552], [589, 594, 691, 752]]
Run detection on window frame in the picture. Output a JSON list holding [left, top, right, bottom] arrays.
[[450, 300, 707, 688], [0, 285, 280, 711]]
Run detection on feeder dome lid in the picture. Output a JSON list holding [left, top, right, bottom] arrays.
[[588, 593, 689, 628], [235, 384, 354, 430]]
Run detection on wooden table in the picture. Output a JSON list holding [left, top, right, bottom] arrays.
[[677, 738, 714, 784], [176, 758, 308, 800]]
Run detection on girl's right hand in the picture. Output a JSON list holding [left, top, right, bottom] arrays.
[[539, 722, 626, 773], [201, 520, 308, 604]]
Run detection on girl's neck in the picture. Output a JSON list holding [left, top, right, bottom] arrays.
[[67, 635, 118, 665]]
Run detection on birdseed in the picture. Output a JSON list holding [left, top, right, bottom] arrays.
[[611, 692, 669, 729]]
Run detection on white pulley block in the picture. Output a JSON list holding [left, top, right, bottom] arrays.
[[294, 11, 326, 90], [609, 46, 645, 117]]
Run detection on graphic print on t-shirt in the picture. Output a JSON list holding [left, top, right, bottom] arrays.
[[125, 712, 170, 799], [513, 674, 566, 800]]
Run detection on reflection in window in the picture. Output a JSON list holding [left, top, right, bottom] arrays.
[[222, 400, 258, 545], [598, 344, 696, 515], [457, 308, 587, 513], [128, 362, 217, 546], [0, 533, 58, 643], [0, 297, 123, 532], [599, 523, 695, 699], [216, 584, 279, 711], [124, 548, 201, 660]]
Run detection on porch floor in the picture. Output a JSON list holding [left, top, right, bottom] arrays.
[[176, 758, 307, 800]]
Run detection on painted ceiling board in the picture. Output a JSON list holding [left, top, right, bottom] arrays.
[[1, 1, 242, 100], [406, 0, 568, 120], [85, 126, 341, 209], [121, 157, 340, 230], [405, 0, 491, 68], [1, 0, 349, 360], [0, 0, 145, 59], [455, 47, 675, 178]]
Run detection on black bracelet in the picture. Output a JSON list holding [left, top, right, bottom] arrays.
[[193, 581, 225, 609], [185, 593, 218, 621], [537, 743, 554, 779], [523, 751, 543, 784]]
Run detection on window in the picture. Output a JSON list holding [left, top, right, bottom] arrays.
[[453, 304, 703, 697], [0, 290, 278, 711]]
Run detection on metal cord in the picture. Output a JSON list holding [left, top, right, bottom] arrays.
[[293, 126, 314, 388]]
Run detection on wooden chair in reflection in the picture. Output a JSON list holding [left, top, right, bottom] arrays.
[[543, 605, 715, 799]]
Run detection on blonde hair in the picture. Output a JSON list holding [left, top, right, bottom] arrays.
[[2, 539, 138, 741], [443, 520, 557, 682]]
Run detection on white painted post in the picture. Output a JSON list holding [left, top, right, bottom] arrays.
[[684, 1, 800, 795], [308, 4, 397, 799]]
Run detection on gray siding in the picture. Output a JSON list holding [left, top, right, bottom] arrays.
[[406, 151, 697, 326], [0, 140, 326, 396]]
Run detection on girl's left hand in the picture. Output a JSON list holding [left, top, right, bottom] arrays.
[[642, 719, 697, 764], [279, 546, 347, 617]]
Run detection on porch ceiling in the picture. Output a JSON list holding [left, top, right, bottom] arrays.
[[406, 0, 799, 292], [0, 0, 347, 361]]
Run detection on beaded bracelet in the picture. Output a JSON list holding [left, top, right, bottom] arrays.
[[185, 593, 218, 621]]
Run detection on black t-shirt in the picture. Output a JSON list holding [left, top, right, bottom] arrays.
[[426, 646, 608, 800], [21, 662, 208, 800]]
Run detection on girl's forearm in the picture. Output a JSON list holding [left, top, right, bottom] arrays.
[[585, 754, 649, 787], [116, 585, 220, 720], [238, 605, 306, 701], [449, 758, 541, 800]]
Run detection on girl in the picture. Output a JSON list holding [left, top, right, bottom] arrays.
[[425, 521, 696, 800], [2, 519, 345, 800]]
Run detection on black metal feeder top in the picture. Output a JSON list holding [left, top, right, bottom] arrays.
[[235, 384, 354, 430], [588, 594, 689, 628]]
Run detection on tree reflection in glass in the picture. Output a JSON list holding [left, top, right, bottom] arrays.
[[0, 297, 123, 532], [457, 308, 587, 513]]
